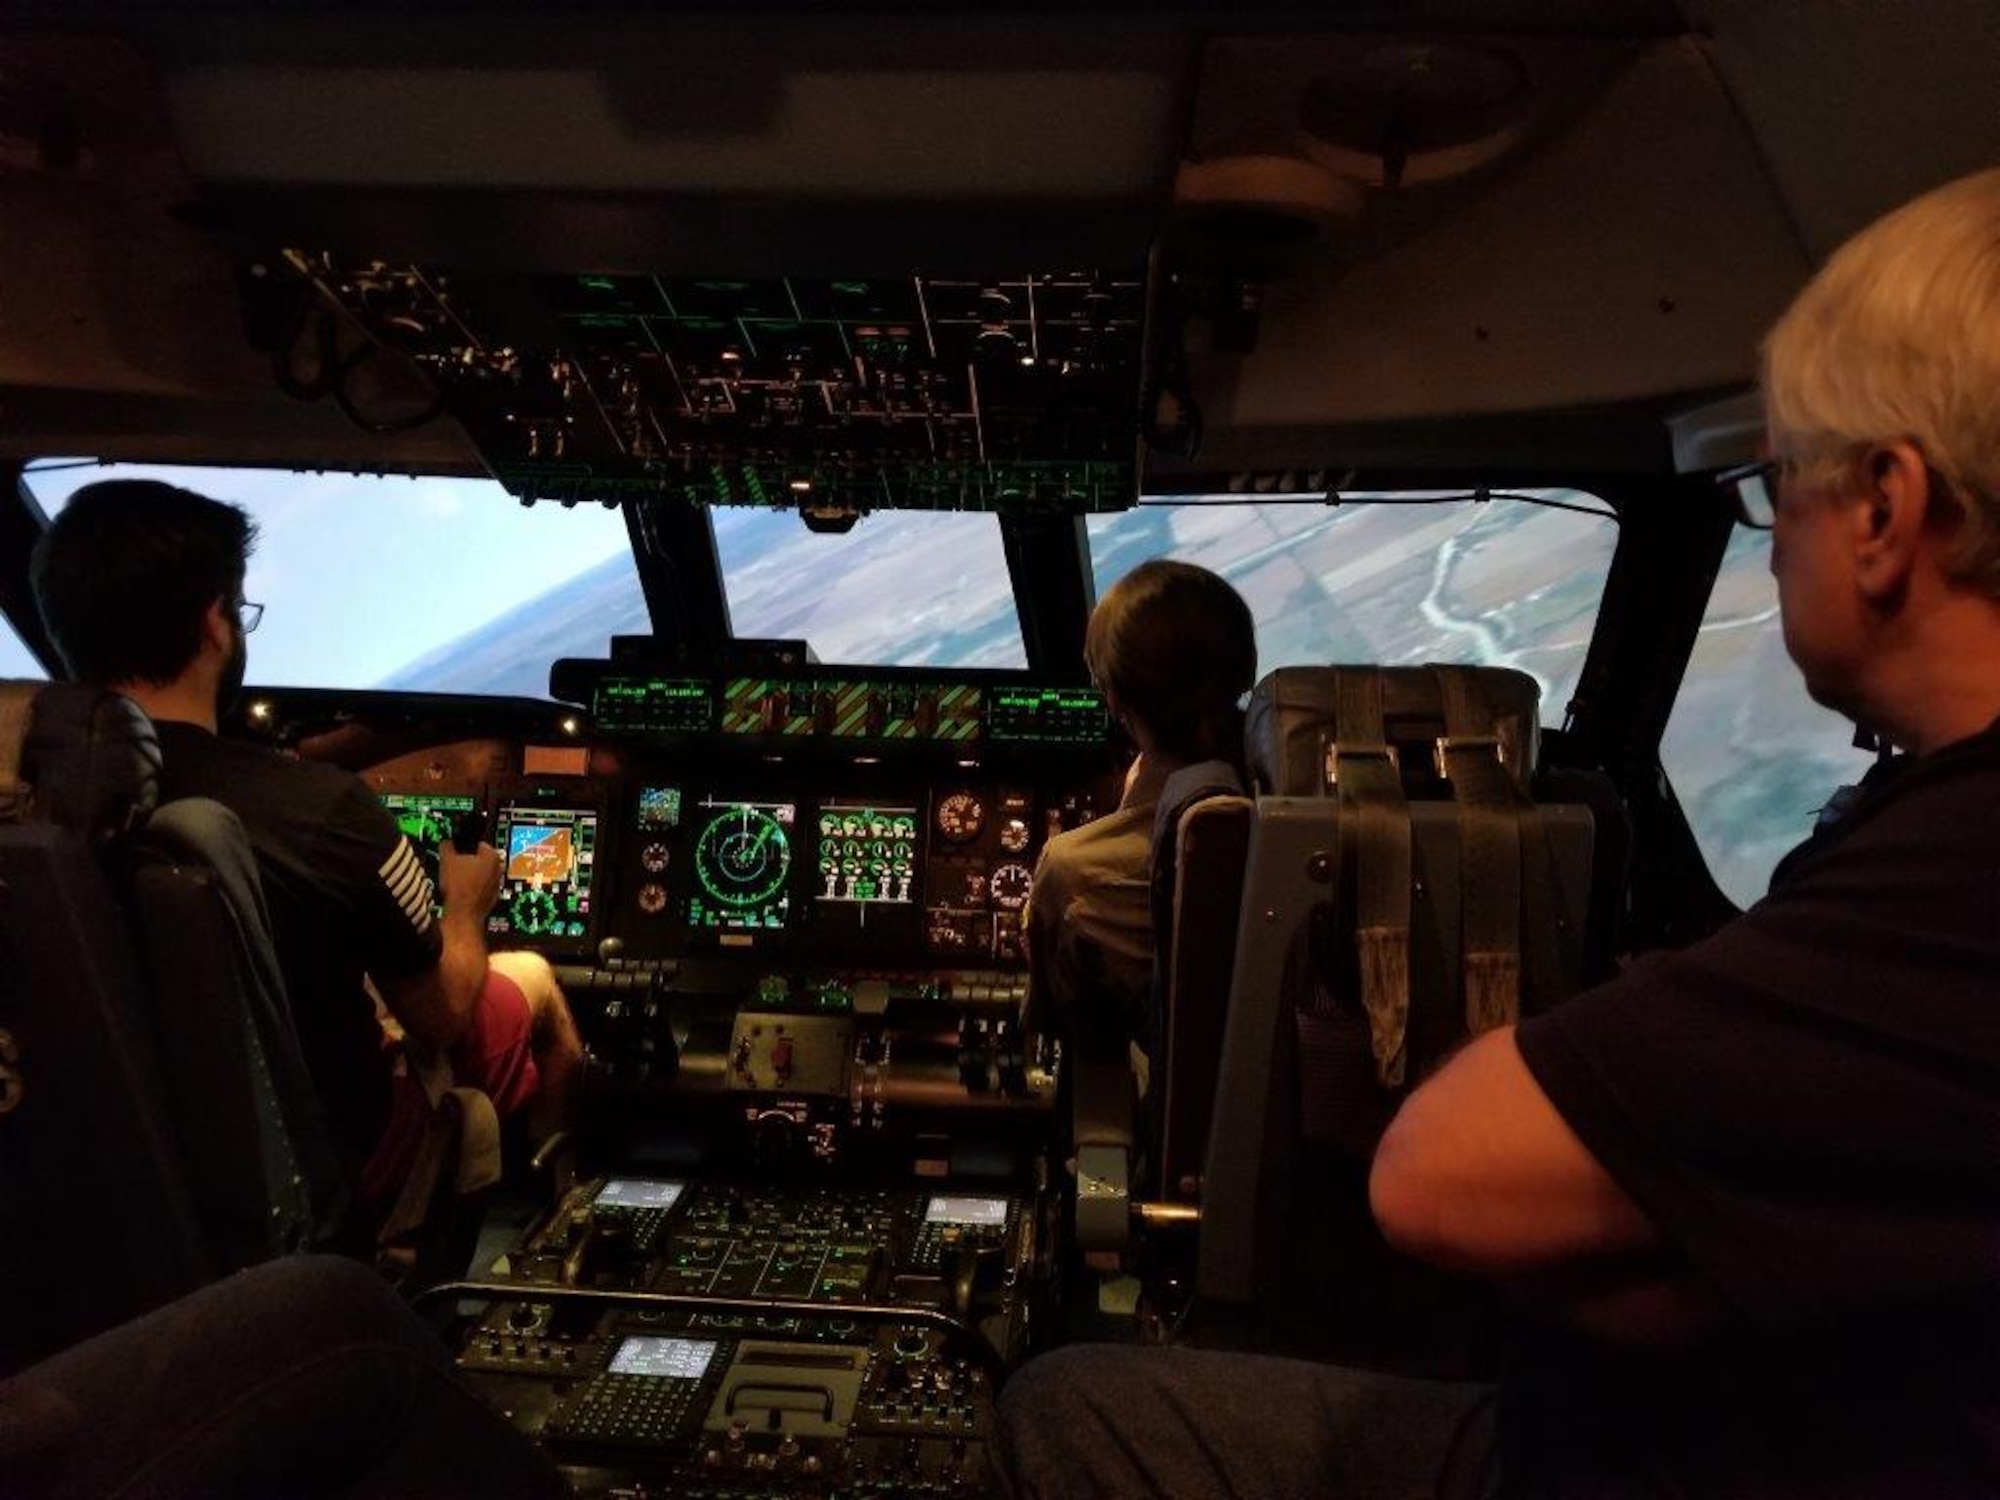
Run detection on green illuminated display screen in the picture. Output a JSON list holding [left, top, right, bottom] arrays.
[[593, 677, 716, 733], [814, 803, 918, 906], [380, 792, 476, 853], [688, 798, 795, 933], [378, 792, 475, 919], [987, 686, 1109, 744], [489, 805, 598, 943]]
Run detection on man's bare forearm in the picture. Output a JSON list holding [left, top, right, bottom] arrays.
[[433, 909, 492, 1044]]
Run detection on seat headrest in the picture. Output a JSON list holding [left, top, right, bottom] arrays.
[[1246, 665, 1542, 797], [1152, 759, 1247, 852], [0, 682, 161, 844]]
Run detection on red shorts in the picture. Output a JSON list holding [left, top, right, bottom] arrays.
[[361, 969, 540, 1203]]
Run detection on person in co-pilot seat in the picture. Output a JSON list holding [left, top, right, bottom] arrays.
[[32, 482, 585, 1219], [1024, 559, 1257, 1086]]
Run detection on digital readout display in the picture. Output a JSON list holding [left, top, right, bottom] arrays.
[[595, 1179, 686, 1210], [608, 1337, 717, 1380]]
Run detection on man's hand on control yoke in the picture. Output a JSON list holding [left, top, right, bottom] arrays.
[[439, 841, 503, 922]]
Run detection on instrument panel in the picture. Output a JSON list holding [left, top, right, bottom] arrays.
[[332, 678, 1088, 1497], [370, 767, 1106, 970]]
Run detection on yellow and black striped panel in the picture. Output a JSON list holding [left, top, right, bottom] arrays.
[[720, 680, 984, 741]]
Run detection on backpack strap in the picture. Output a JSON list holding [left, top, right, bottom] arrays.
[[1431, 667, 1530, 1034]]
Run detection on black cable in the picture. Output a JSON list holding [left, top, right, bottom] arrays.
[[273, 301, 446, 435], [1135, 489, 1620, 523], [272, 302, 338, 402], [331, 351, 448, 436]]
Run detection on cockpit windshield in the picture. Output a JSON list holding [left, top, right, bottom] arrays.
[[19, 467, 1621, 711], [1088, 491, 1618, 725], [712, 507, 1026, 669], [0, 614, 46, 681], [23, 461, 647, 698]]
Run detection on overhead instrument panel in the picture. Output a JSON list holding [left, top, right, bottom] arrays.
[[279, 261, 1148, 516], [491, 803, 600, 944], [689, 798, 796, 934]]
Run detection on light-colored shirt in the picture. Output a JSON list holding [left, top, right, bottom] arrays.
[[1024, 758, 1170, 1068]]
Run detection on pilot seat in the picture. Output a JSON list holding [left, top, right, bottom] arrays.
[[1159, 665, 1608, 1374], [0, 682, 344, 1369]]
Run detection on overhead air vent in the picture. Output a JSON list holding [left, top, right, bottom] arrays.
[[1170, 40, 1533, 274], [1297, 43, 1530, 192]]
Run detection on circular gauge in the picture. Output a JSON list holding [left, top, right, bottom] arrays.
[[694, 806, 792, 908], [818, 812, 842, 838], [997, 816, 1031, 854], [636, 882, 669, 916], [509, 888, 560, 935], [936, 791, 985, 844], [890, 814, 916, 840], [640, 841, 671, 874], [989, 862, 1033, 911]]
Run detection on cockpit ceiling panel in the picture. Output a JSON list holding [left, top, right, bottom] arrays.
[[1159, 37, 1812, 463], [288, 262, 1147, 513], [140, 15, 1192, 200]]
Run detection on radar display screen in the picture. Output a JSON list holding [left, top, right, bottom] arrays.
[[608, 1337, 716, 1380], [816, 803, 918, 905], [924, 1195, 1010, 1227], [636, 785, 683, 830], [377, 792, 474, 919], [489, 804, 598, 942], [689, 799, 795, 933]]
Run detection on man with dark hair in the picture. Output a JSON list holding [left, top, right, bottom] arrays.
[[996, 169, 2000, 1497], [31, 479, 582, 1214]]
